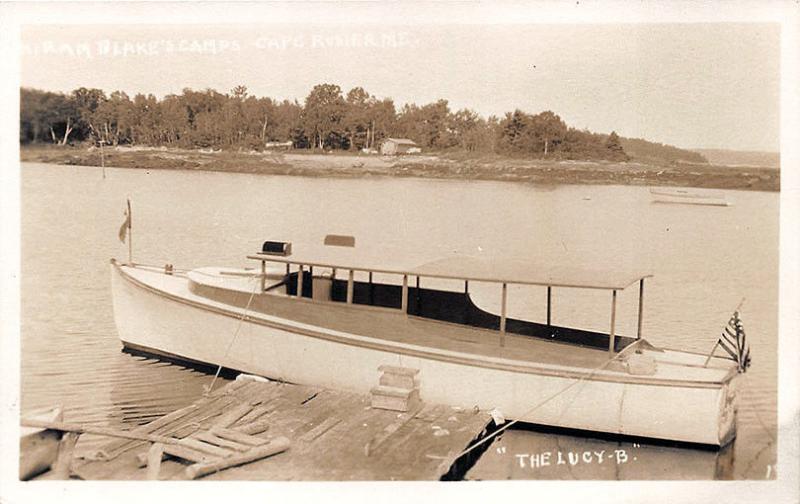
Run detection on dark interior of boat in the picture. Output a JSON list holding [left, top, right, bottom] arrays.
[[286, 272, 633, 352]]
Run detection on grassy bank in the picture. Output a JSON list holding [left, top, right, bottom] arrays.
[[20, 145, 779, 191]]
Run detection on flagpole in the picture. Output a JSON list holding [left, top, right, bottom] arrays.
[[702, 341, 719, 368], [127, 198, 132, 264]]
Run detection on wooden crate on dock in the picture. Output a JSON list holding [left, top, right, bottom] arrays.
[[371, 366, 421, 413]]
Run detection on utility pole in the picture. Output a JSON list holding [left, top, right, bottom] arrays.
[[100, 139, 106, 179]]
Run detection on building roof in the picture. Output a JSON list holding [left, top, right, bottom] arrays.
[[384, 138, 418, 145]]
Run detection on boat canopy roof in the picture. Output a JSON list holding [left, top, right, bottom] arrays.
[[411, 256, 651, 290], [248, 251, 651, 291]]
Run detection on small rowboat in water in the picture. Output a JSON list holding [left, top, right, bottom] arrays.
[[20, 406, 63, 480], [110, 240, 746, 447], [649, 187, 730, 206]]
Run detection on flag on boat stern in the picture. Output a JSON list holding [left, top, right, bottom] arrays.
[[118, 199, 131, 243], [717, 309, 751, 373]]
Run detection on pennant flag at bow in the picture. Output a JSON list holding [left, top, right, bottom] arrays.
[[118, 199, 131, 243]]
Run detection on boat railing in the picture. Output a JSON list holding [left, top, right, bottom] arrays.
[[246, 254, 648, 357]]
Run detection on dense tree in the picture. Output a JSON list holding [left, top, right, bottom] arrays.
[[21, 84, 707, 164], [534, 111, 567, 156], [605, 131, 625, 159], [20, 89, 79, 145], [343, 87, 371, 151], [71, 87, 107, 142], [619, 136, 706, 164], [395, 99, 455, 149], [302, 83, 346, 149], [367, 98, 396, 149], [92, 91, 134, 145]]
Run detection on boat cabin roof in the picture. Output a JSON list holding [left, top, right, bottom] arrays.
[[412, 256, 651, 290], [248, 252, 651, 291]]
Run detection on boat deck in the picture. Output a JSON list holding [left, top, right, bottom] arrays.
[[122, 264, 736, 384]]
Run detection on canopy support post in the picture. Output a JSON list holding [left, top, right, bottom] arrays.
[[546, 286, 552, 326], [369, 271, 374, 304], [401, 274, 408, 313], [500, 283, 507, 347], [260, 260, 266, 292], [346, 270, 354, 304], [296, 265, 304, 298], [416, 276, 421, 312], [608, 290, 617, 356], [637, 278, 645, 340], [464, 281, 470, 325]]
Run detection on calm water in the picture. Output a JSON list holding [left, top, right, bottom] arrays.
[[20, 162, 778, 479]]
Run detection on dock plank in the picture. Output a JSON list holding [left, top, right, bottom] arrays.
[[70, 378, 492, 481], [89, 395, 232, 460]]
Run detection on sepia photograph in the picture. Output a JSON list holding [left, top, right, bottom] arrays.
[[1, 1, 798, 503]]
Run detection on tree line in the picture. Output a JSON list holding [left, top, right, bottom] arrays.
[[19, 84, 706, 163]]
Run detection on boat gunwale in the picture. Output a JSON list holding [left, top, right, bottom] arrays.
[[111, 259, 736, 389]]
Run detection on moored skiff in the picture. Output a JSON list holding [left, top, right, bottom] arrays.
[[19, 406, 63, 480]]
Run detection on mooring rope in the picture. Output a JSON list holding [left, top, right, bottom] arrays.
[[203, 274, 262, 396], [737, 377, 777, 478], [454, 353, 623, 460], [740, 377, 776, 442]]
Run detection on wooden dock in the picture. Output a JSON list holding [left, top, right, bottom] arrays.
[[64, 375, 494, 481]]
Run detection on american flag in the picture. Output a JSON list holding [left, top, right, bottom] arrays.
[[716, 309, 751, 373]]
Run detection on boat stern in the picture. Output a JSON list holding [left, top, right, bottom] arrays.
[[717, 373, 742, 446]]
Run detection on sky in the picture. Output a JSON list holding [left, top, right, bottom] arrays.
[[20, 23, 780, 152]]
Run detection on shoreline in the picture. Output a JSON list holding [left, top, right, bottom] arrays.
[[20, 145, 780, 191]]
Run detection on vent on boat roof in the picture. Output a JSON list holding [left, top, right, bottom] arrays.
[[261, 241, 292, 256], [324, 234, 355, 247]]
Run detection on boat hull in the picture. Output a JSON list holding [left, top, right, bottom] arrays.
[[649, 188, 730, 207], [111, 263, 738, 446]]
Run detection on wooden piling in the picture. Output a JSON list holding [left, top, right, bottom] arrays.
[[234, 419, 271, 436], [145, 443, 165, 480], [51, 432, 80, 479], [185, 437, 291, 480], [210, 427, 268, 446]]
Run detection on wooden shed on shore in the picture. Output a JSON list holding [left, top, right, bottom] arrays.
[[380, 138, 420, 155]]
